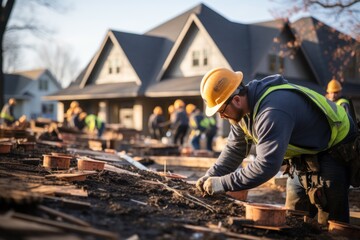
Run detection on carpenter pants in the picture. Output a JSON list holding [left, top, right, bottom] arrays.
[[285, 151, 350, 224]]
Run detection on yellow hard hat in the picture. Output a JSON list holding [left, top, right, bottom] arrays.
[[186, 104, 196, 115], [168, 105, 174, 114], [70, 101, 79, 109], [174, 99, 185, 109], [9, 98, 16, 105], [327, 79, 342, 93], [153, 106, 163, 115], [200, 67, 243, 116]]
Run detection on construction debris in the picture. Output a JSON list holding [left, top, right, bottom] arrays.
[[0, 124, 359, 239]]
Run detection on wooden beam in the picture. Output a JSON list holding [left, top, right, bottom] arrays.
[[38, 205, 91, 227], [150, 156, 217, 168], [12, 212, 118, 240]]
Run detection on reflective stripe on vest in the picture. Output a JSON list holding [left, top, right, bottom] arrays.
[[0, 112, 14, 121], [238, 83, 350, 158], [336, 98, 350, 106]]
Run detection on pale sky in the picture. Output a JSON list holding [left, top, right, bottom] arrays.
[[12, 0, 310, 85]]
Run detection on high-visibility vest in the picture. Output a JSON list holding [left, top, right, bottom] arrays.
[[238, 83, 350, 158], [336, 98, 350, 106], [0, 104, 14, 122]]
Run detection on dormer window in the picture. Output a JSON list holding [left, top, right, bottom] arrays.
[[268, 54, 284, 73], [203, 49, 208, 66], [108, 60, 112, 74], [39, 79, 48, 91], [192, 51, 200, 66]]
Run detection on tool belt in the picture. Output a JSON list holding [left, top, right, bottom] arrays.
[[284, 154, 327, 210]]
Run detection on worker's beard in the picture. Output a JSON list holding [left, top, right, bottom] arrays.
[[228, 108, 246, 125]]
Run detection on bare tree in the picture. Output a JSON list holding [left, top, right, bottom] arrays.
[[271, 0, 360, 81], [0, 0, 66, 107], [37, 43, 80, 88]]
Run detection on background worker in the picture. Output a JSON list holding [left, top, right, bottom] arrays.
[[326, 78, 357, 122], [186, 103, 205, 150], [196, 68, 359, 225], [148, 106, 165, 140], [201, 115, 217, 151], [171, 99, 189, 146], [0, 98, 17, 127], [78, 112, 105, 138], [65, 101, 80, 127]]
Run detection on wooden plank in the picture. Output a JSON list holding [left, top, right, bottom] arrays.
[[151, 155, 217, 168], [43, 196, 91, 209], [38, 205, 91, 227], [12, 212, 118, 240], [104, 164, 140, 176], [45, 171, 97, 182], [31, 185, 88, 197], [0, 215, 61, 234]]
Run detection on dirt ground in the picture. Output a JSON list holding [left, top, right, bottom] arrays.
[[0, 143, 359, 240]]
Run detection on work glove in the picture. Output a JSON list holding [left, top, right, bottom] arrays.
[[203, 177, 225, 195], [196, 175, 210, 193]]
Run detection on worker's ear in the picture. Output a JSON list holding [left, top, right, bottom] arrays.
[[232, 95, 242, 107]]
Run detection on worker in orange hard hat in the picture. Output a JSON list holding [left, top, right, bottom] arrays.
[[148, 106, 165, 140], [171, 99, 189, 146], [196, 67, 359, 226], [326, 79, 357, 122]]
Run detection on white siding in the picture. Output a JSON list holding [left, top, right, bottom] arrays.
[[95, 43, 139, 84], [166, 26, 230, 78], [20, 73, 61, 120]]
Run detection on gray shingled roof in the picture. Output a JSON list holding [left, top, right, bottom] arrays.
[[46, 3, 359, 101], [290, 17, 357, 87], [111, 30, 173, 94], [146, 76, 202, 97], [4, 74, 33, 95], [44, 82, 139, 101]]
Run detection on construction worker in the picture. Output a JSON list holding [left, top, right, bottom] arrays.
[[326, 79, 357, 122], [186, 104, 205, 150], [196, 67, 359, 225], [200, 115, 217, 151], [78, 112, 105, 138], [65, 101, 80, 127], [0, 98, 17, 127], [148, 106, 165, 140], [171, 99, 189, 146]]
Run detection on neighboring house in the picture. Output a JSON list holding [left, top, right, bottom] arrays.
[[44, 3, 360, 136], [4, 69, 62, 121]]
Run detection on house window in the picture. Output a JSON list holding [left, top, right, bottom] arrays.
[[39, 79, 48, 91], [192, 51, 200, 66], [268, 54, 284, 73], [42, 103, 54, 114], [115, 59, 120, 74], [108, 60, 112, 74], [203, 49, 208, 66]]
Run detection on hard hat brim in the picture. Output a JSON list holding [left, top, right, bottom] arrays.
[[205, 104, 222, 117]]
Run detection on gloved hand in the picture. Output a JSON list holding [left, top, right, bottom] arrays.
[[196, 175, 210, 193], [203, 177, 225, 195]]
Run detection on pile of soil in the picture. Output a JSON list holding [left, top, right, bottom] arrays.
[[0, 143, 357, 239]]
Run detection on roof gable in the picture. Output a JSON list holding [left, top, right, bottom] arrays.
[[291, 17, 357, 85]]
